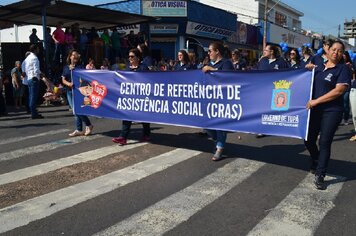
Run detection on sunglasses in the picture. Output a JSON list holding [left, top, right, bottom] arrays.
[[128, 55, 135, 58], [290, 52, 296, 55]]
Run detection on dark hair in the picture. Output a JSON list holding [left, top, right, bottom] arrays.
[[29, 44, 39, 53], [343, 51, 352, 64], [178, 50, 190, 64], [301, 46, 314, 56], [209, 41, 225, 57], [129, 48, 143, 62], [66, 49, 80, 65], [267, 44, 281, 58], [289, 49, 300, 63], [322, 38, 334, 54], [138, 43, 150, 58], [232, 49, 240, 57]]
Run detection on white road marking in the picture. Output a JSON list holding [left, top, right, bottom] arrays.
[[0, 129, 70, 145], [247, 174, 345, 236], [94, 158, 265, 236], [0, 141, 147, 185], [0, 148, 201, 234], [0, 134, 104, 162]]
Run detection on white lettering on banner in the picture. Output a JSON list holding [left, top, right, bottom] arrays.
[[116, 82, 244, 121], [261, 114, 299, 127]]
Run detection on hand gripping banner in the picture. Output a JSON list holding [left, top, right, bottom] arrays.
[[73, 69, 313, 139]]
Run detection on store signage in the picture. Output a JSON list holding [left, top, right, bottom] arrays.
[[186, 21, 235, 40], [269, 24, 311, 48], [116, 24, 140, 34], [150, 24, 179, 34], [142, 0, 187, 17]]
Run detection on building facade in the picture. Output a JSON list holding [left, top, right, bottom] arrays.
[[195, 0, 312, 49], [99, 0, 259, 62]]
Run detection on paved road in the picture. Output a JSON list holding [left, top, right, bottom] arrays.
[[0, 105, 355, 236]]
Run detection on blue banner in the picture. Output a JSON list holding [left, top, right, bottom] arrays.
[[72, 69, 313, 139]]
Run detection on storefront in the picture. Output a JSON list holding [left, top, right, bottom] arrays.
[[99, 0, 237, 62]]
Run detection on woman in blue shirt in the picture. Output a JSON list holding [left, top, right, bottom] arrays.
[[305, 40, 351, 190], [202, 41, 234, 161], [112, 48, 150, 145], [257, 44, 289, 70], [62, 49, 94, 137], [311, 38, 334, 68], [173, 50, 192, 71], [300, 46, 314, 68], [287, 49, 301, 69]]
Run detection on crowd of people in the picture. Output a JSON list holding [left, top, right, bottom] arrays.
[[0, 33, 355, 190]]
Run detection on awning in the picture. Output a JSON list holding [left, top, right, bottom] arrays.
[[0, 0, 155, 29]]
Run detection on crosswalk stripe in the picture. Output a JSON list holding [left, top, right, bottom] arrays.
[[0, 129, 71, 145], [0, 148, 201, 234], [93, 158, 266, 236], [0, 141, 147, 186], [247, 174, 345, 236], [0, 134, 104, 162]]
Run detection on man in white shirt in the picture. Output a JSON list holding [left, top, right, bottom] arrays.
[[23, 44, 44, 119]]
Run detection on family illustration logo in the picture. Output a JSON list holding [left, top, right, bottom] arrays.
[[78, 78, 107, 109], [271, 80, 292, 111]]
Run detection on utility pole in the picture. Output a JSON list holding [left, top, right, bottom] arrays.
[[263, 0, 268, 50]]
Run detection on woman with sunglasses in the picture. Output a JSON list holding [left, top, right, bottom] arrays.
[[202, 41, 234, 161], [305, 40, 351, 190], [257, 44, 289, 70], [287, 49, 301, 69], [112, 48, 150, 145]]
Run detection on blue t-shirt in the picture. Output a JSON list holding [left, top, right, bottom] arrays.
[[142, 56, 153, 68], [313, 63, 351, 111], [257, 57, 288, 70], [287, 61, 301, 69], [299, 56, 312, 68], [233, 59, 247, 70], [173, 63, 192, 71], [210, 58, 234, 71], [126, 63, 149, 71], [62, 64, 83, 84], [311, 54, 327, 68]]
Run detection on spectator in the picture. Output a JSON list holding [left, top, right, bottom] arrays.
[[29, 28, 41, 44], [11, 61, 24, 109], [52, 21, 65, 65], [23, 44, 44, 119], [111, 28, 121, 61], [86, 58, 95, 70]]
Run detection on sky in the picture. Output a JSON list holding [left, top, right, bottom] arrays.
[[1, 0, 355, 37]]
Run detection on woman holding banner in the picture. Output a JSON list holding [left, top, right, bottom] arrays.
[[202, 41, 234, 161], [62, 49, 94, 137], [305, 40, 351, 190], [112, 48, 150, 145]]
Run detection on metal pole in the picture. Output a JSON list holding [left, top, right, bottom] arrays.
[[263, 0, 268, 50], [41, 4, 49, 76]]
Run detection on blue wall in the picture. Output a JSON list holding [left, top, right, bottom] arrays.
[[97, 0, 141, 14], [188, 1, 236, 31]]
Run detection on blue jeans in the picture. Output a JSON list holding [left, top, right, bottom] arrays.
[[120, 120, 150, 139], [27, 78, 39, 117], [67, 89, 91, 131], [304, 109, 343, 177], [206, 129, 227, 149]]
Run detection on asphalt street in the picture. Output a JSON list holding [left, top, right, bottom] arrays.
[[0, 105, 355, 236]]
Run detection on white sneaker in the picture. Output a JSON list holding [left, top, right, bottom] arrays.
[[69, 130, 84, 137], [84, 125, 94, 136]]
